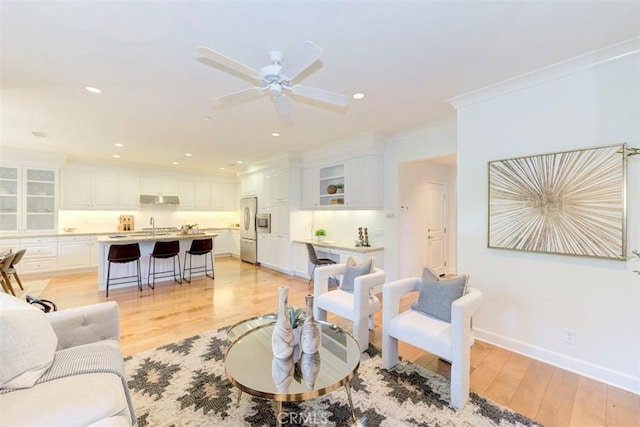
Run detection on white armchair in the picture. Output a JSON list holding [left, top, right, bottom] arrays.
[[382, 276, 482, 409], [313, 262, 386, 352]]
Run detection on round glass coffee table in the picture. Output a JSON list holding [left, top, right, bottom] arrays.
[[225, 320, 361, 426]]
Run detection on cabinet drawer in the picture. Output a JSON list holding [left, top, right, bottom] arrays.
[[21, 239, 58, 258], [20, 257, 57, 273], [58, 236, 90, 243]]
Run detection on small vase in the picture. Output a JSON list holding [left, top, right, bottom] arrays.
[[272, 286, 294, 359], [272, 356, 294, 393], [300, 294, 320, 354], [300, 351, 321, 390]]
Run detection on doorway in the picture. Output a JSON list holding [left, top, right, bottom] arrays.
[[398, 157, 456, 278]]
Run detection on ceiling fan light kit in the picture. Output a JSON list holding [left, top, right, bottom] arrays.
[[196, 41, 350, 124]]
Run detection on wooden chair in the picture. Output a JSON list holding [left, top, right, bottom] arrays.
[[0, 252, 17, 295]]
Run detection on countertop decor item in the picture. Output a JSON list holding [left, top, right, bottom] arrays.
[[271, 286, 294, 359], [314, 229, 326, 242], [300, 294, 320, 354]]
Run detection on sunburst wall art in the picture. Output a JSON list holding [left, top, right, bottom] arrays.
[[488, 144, 627, 260]]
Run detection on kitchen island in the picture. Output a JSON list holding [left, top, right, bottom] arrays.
[[97, 232, 218, 291]]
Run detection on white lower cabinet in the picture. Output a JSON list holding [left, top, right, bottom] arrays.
[[214, 230, 230, 255], [258, 233, 290, 273], [20, 237, 58, 274], [58, 235, 91, 270], [230, 230, 240, 257]]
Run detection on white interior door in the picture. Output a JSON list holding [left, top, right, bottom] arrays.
[[425, 182, 447, 276]]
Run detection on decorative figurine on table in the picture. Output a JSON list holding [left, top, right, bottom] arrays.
[[357, 227, 364, 247], [363, 228, 370, 247]]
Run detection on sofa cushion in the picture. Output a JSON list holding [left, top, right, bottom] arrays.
[[0, 372, 131, 427], [339, 257, 373, 293], [0, 293, 58, 390], [411, 274, 469, 322]]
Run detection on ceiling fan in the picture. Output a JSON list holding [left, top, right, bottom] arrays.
[[195, 41, 350, 125]]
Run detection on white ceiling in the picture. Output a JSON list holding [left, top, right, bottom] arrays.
[[2, 1, 639, 174]]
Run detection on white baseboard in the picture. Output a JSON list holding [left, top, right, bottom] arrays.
[[474, 328, 640, 395]]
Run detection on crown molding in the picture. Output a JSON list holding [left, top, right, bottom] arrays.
[[447, 37, 640, 110]]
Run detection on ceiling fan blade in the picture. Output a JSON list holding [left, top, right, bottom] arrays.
[[272, 95, 293, 125], [280, 41, 323, 81], [213, 87, 266, 106], [196, 46, 261, 82], [291, 85, 350, 108]]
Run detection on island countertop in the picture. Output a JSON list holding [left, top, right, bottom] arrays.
[[97, 232, 218, 244]]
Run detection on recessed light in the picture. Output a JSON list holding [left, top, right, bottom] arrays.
[[237, 161, 243, 164], [31, 131, 47, 138], [353, 92, 365, 100], [85, 86, 102, 94], [203, 116, 211, 121], [114, 143, 124, 148], [184, 153, 192, 157], [219, 167, 226, 170], [112, 154, 120, 158], [172, 161, 179, 165], [272, 132, 280, 137]]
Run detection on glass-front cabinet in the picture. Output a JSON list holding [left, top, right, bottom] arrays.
[[0, 166, 57, 232]]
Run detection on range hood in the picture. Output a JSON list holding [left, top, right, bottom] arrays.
[[139, 195, 180, 205]]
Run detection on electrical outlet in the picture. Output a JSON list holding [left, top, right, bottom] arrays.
[[563, 328, 576, 345]]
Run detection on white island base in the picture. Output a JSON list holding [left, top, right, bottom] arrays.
[[97, 233, 217, 291]]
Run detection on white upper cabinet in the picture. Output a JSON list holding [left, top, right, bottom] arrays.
[[178, 180, 195, 210], [270, 169, 289, 203], [301, 155, 382, 210], [60, 170, 118, 210], [118, 175, 140, 210], [211, 182, 237, 211], [140, 176, 178, 196], [1, 166, 57, 232], [345, 156, 382, 208], [195, 181, 212, 210], [301, 167, 319, 209]]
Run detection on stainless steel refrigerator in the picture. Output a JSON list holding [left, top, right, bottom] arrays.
[[240, 197, 258, 264]]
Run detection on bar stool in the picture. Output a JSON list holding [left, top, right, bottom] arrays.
[[148, 240, 182, 288], [106, 243, 142, 297], [183, 238, 214, 283], [305, 243, 336, 285]]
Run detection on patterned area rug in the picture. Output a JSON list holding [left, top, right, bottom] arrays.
[[14, 279, 49, 299], [125, 327, 541, 426]]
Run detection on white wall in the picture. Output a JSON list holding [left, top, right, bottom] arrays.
[[58, 209, 240, 233], [383, 118, 458, 280], [455, 52, 640, 392]]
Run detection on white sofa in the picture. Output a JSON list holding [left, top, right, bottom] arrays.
[[0, 293, 135, 426]]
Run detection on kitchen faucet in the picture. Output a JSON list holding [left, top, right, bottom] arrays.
[[150, 217, 155, 236]]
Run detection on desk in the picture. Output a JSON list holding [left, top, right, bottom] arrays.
[[291, 240, 384, 279]]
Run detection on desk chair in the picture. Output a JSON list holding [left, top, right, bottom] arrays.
[[305, 243, 336, 285]]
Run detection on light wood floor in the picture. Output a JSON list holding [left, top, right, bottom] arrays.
[[40, 258, 639, 427]]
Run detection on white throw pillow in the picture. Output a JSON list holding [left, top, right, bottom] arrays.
[[0, 294, 58, 390]]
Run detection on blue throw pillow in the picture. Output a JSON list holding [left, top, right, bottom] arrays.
[[339, 257, 373, 293], [411, 274, 468, 322]]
